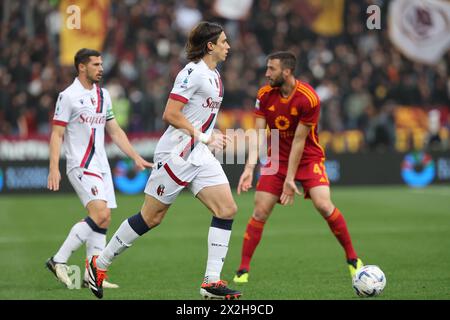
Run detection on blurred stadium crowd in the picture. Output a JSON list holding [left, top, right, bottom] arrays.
[[0, 0, 449, 152]]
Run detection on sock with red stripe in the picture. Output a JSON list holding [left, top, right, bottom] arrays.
[[325, 208, 358, 261], [238, 217, 266, 272]]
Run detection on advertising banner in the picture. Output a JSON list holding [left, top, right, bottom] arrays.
[[1, 152, 449, 195]]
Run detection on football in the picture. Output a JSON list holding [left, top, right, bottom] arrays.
[[352, 265, 386, 297]]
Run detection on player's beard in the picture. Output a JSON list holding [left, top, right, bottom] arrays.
[[269, 75, 284, 88], [87, 72, 102, 84]]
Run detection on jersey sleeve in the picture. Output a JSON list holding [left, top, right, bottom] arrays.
[[254, 98, 265, 118], [52, 92, 72, 126], [103, 89, 115, 121], [298, 87, 320, 126], [254, 86, 270, 118], [169, 67, 201, 104]]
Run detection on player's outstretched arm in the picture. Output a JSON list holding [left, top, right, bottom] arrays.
[[280, 122, 310, 205], [106, 118, 153, 170], [47, 125, 65, 191]]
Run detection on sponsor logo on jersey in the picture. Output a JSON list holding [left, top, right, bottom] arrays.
[[202, 97, 221, 110], [79, 113, 106, 125]]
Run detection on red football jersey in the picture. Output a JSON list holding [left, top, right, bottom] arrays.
[[254, 80, 325, 165]]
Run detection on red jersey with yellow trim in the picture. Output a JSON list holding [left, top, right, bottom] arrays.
[[254, 80, 324, 165]]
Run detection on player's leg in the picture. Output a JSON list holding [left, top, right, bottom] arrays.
[[308, 185, 362, 277], [87, 157, 189, 298], [195, 183, 241, 299], [95, 194, 170, 270], [234, 172, 284, 283], [87, 194, 171, 298], [48, 169, 108, 288], [82, 170, 119, 288], [234, 191, 278, 283], [190, 160, 241, 299]]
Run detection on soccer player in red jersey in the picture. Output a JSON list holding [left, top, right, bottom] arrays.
[[233, 51, 363, 284]]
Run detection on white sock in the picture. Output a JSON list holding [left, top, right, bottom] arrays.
[[204, 226, 232, 283], [86, 231, 106, 260], [54, 221, 92, 263], [96, 219, 140, 270]]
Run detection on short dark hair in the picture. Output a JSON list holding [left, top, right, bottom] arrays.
[[74, 48, 101, 73], [186, 21, 224, 62], [267, 51, 297, 72]]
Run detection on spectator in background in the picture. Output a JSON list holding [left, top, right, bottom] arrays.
[[0, 0, 448, 153], [343, 77, 373, 130]]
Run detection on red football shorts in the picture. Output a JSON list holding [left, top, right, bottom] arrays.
[[256, 160, 330, 199]]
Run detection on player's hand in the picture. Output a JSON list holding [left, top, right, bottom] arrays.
[[237, 167, 254, 195], [133, 156, 154, 171], [280, 178, 302, 205], [47, 169, 61, 191], [208, 132, 232, 150]]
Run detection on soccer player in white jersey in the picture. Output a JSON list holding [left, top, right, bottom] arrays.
[[46, 48, 152, 289], [86, 22, 242, 300]]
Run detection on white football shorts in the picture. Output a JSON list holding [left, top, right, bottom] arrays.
[[145, 153, 229, 204], [67, 167, 117, 209]]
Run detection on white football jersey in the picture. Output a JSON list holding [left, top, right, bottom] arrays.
[[53, 78, 115, 174], [154, 59, 224, 166]]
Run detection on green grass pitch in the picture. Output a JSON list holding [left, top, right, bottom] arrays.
[[0, 186, 449, 300]]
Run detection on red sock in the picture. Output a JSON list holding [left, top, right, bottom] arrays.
[[239, 217, 266, 271], [325, 208, 358, 261]]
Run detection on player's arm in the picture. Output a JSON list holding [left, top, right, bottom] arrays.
[[280, 122, 311, 205], [162, 99, 230, 148], [106, 118, 153, 170], [47, 124, 65, 191], [237, 117, 266, 194]]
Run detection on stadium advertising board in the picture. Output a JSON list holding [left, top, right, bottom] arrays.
[[1, 151, 449, 194]]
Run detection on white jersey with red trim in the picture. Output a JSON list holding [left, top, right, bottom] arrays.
[[53, 78, 115, 174], [154, 59, 224, 166]]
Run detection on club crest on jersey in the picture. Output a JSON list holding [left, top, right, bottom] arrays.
[[79, 99, 84, 105], [91, 186, 98, 196], [91, 97, 96, 106], [157, 184, 165, 196], [274, 115, 290, 130]]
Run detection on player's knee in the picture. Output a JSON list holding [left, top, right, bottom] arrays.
[[215, 202, 237, 219], [147, 218, 161, 228], [314, 200, 334, 217], [253, 209, 269, 221], [96, 209, 111, 228], [253, 203, 271, 221], [141, 208, 165, 228]]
